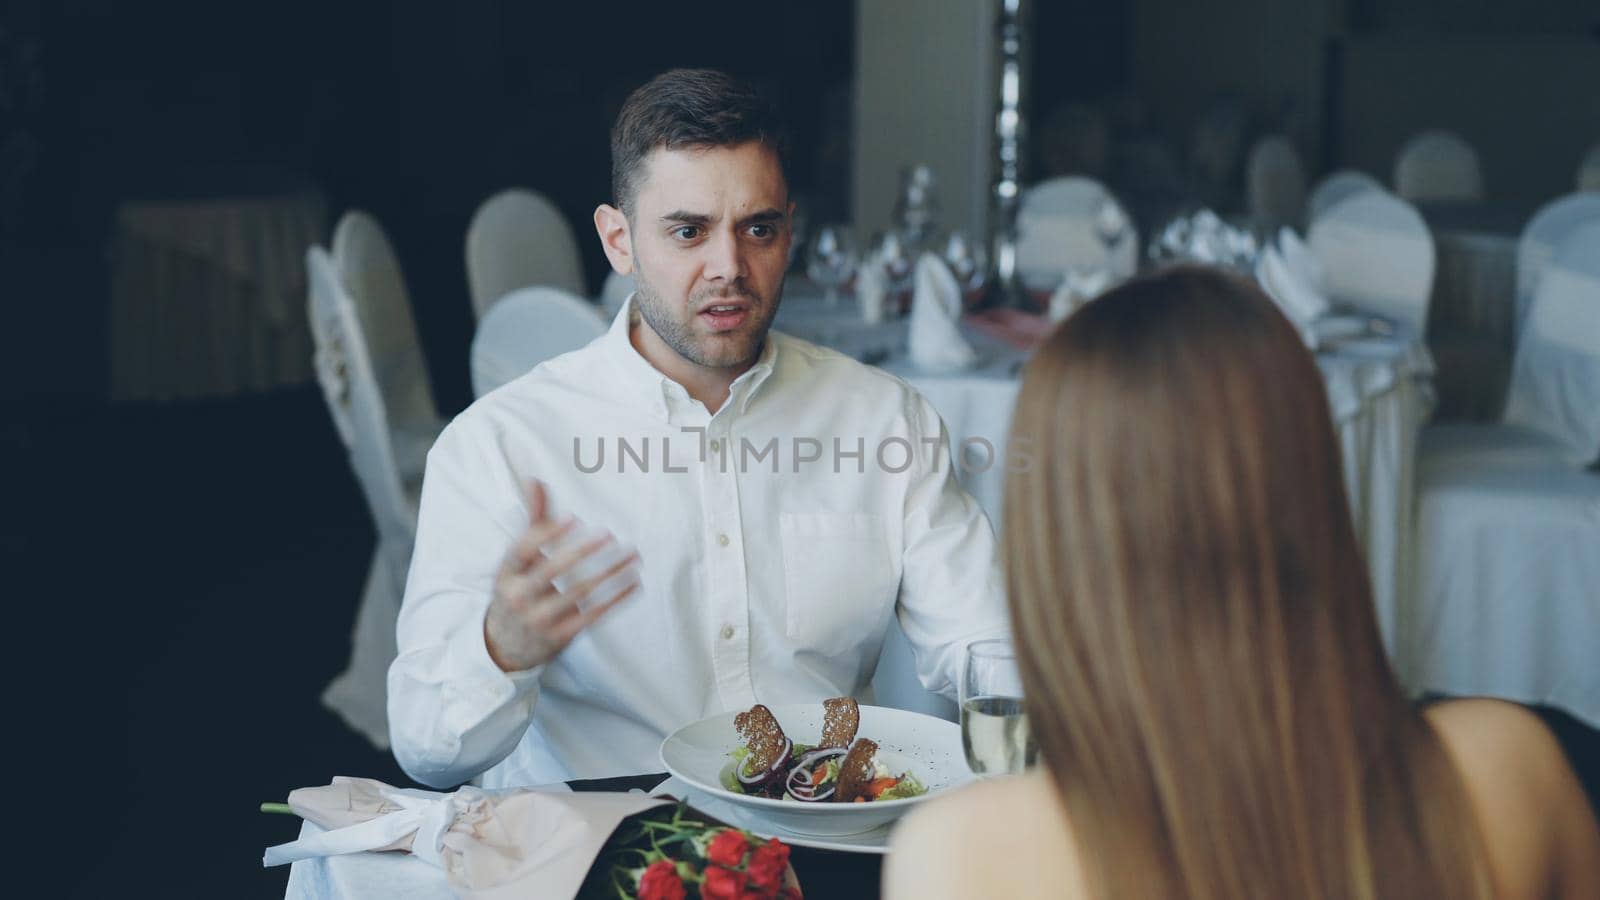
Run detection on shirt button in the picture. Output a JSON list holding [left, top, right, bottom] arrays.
[[721, 625, 735, 640], [717, 533, 730, 547], [710, 438, 723, 454]]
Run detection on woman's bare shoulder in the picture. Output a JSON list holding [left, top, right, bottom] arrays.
[[884, 771, 1088, 900], [1424, 698, 1600, 898]]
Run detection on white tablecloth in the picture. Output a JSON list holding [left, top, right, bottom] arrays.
[[108, 174, 327, 401], [779, 282, 1435, 681]]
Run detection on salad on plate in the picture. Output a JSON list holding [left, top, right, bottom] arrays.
[[720, 698, 927, 803]]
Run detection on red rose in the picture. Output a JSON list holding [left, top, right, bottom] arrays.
[[637, 859, 686, 900], [705, 828, 750, 868], [700, 865, 747, 900], [775, 888, 803, 900], [744, 838, 791, 893]]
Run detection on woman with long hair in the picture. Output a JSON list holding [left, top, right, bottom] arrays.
[[886, 266, 1598, 899]]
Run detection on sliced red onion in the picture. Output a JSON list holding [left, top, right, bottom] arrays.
[[783, 747, 847, 802], [796, 747, 848, 769]]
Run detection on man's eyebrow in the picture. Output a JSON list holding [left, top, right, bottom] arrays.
[[738, 208, 786, 226], [658, 211, 712, 226]]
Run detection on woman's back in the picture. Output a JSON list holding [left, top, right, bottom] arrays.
[[886, 699, 1600, 899]]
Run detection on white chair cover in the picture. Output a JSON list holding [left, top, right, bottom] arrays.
[[307, 246, 420, 749], [1410, 224, 1600, 727], [1513, 193, 1600, 347], [598, 270, 635, 321], [466, 188, 587, 319], [1393, 130, 1484, 204], [1013, 176, 1139, 292], [470, 287, 608, 398], [331, 210, 443, 483], [1577, 143, 1600, 193], [1307, 191, 1436, 330], [1245, 135, 1307, 231], [1308, 169, 1385, 223], [1502, 223, 1600, 466]]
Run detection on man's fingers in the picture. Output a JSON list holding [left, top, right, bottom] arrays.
[[507, 517, 578, 571], [565, 551, 642, 601], [545, 581, 639, 644], [528, 533, 624, 585], [525, 480, 548, 527]]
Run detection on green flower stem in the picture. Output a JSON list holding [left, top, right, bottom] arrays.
[[259, 803, 295, 816]]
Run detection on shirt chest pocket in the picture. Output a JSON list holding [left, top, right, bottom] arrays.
[[778, 511, 898, 658]]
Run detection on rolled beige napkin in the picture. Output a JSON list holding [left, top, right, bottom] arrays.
[[909, 253, 977, 372]]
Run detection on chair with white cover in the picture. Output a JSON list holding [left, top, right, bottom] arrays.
[[1308, 169, 1385, 223], [331, 210, 445, 484], [470, 286, 608, 398], [1014, 176, 1139, 293], [466, 188, 587, 319], [307, 246, 420, 749], [1393, 130, 1484, 204], [1410, 223, 1600, 726], [1577, 143, 1600, 193], [1514, 193, 1600, 348], [1245, 135, 1307, 232], [598, 269, 635, 322], [1307, 190, 1436, 331]]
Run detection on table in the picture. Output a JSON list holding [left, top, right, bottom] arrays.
[[284, 774, 882, 900], [107, 168, 327, 401], [778, 280, 1435, 680]]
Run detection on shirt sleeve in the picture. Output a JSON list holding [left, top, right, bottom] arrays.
[[387, 416, 545, 788], [894, 392, 1011, 700]]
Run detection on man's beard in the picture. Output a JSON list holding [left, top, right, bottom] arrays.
[[632, 268, 783, 370]]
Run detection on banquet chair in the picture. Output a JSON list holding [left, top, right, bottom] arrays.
[[1393, 130, 1484, 205], [307, 246, 420, 750], [470, 286, 608, 398], [1307, 169, 1385, 223], [598, 270, 635, 322], [1013, 176, 1139, 293], [1410, 223, 1600, 727], [1578, 143, 1600, 193], [1515, 193, 1600, 347], [1245, 135, 1307, 232], [1307, 190, 1436, 331], [466, 188, 587, 319], [331, 210, 445, 486]]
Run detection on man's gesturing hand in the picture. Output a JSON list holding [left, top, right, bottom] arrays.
[[484, 481, 640, 672]]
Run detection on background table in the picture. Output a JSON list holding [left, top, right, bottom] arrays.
[[284, 774, 883, 900], [107, 168, 327, 401], [779, 280, 1435, 681]]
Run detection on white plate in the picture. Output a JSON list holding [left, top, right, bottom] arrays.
[[659, 704, 970, 838], [654, 777, 894, 854]]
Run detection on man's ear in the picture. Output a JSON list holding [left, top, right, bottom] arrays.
[[594, 204, 633, 275]]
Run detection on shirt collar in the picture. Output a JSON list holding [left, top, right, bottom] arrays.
[[601, 294, 781, 422]]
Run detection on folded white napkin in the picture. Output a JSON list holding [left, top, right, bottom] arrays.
[[1276, 227, 1327, 295], [1255, 246, 1326, 347], [1047, 269, 1112, 322], [856, 259, 887, 325], [909, 253, 977, 372]]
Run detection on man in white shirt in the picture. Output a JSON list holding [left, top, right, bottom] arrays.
[[388, 68, 1007, 789]]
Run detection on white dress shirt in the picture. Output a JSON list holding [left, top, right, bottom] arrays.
[[388, 299, 1008, 789]]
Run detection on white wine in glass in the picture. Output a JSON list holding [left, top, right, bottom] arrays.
[[960, 639, 1038, 776]]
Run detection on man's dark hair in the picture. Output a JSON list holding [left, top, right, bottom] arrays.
[[610, 68, 789, 214]]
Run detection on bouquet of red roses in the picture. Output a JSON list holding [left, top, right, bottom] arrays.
[[579, 802, 801, 900]]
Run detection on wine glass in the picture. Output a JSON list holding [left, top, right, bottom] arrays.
[[870, 230, 916, 316], [941, 229, 989, 304], [1092, 195, 1129, 270], [960, 639, 1037, 777], [806, 225, 858, 308]]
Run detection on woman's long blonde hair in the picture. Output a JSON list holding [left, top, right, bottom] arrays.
[[1004, 266, 1490, 899]]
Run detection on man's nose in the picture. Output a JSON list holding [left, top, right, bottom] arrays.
[[702, 227, 746, 283]]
